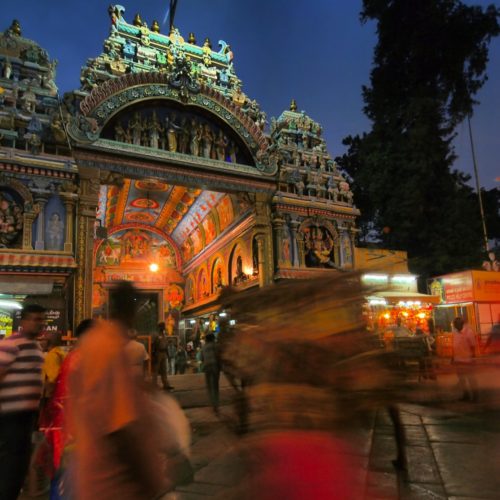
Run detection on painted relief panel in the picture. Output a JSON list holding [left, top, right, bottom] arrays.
[[303, 225, 338, 269], [0, 188, 23, 248]]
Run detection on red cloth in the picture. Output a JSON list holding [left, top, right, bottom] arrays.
[[39, 348, 80, 474], [245, 431, 359, 500]]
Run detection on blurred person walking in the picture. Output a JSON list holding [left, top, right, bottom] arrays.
[[201, 333, 220, 415], [69, 282, 170, 500], [0, 304, 46, 500], [125, 329, 149, 382], [153, 323, 174, 391], [38, 319, 95, 500], [452, 317, 479, 402], [175, 344, 188, 374], [167, 340, 177, 375]]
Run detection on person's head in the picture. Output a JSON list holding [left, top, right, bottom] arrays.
[[20, 304, 46, 339], [158, 321, 166, 335], [128, 328, 138, 340], [75, 318, 94, 338], [453, 317, 464, 332], [47, 333, 63, 350], [205, 333, 215, 343], [109, 281, 137, 329]]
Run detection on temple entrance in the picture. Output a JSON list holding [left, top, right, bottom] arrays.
[[108, 289, 159, 334]]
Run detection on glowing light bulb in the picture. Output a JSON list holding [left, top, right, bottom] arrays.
[[149, 262, 159, 272]]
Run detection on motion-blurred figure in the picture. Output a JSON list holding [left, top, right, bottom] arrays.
[[39, 319, 95, 500], [218, 273, 396, 499], [125, 329, 149, 382], [175, 344, 188, 374], [452, 317, 478, 402], [69, 281, 169, 500], [153, 322, 174, 391], [0, 304, 46, 500], [41, 334, 66, 407], [201, 333, 220, 415]]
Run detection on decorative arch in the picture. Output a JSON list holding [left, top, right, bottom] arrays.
[[197, 265, 209, 300], [74, 73, 270, 167], [210, 255, 226, 294], [228, 239, 250, 286]]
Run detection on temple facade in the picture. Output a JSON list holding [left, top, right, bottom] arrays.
[[0, 7, 359, 337]]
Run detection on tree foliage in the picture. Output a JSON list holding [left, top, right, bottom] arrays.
[[337, 0, 500, 279]]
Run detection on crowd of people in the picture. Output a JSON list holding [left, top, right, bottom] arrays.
[[0, 277, 498, 499], [0, 282, 193, 500]]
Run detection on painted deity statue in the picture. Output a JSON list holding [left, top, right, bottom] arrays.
[[46, 212, 64, 250], [201, 124, 213, 159], [215, 130, 228, 161], [190, 120, 202, 156], [128, 112, 143, 146], [148, 112, 162, 149]]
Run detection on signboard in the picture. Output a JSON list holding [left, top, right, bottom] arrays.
[[438, 272, 474, 303], [472, 271, 500, 302], [12, 307, 65, 334]]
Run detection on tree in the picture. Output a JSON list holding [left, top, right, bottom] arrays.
[[337, 0, 500, 279]]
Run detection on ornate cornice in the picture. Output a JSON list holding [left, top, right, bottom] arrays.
[[73, 149, 276, 194]]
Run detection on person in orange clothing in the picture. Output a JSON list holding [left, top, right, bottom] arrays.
[[68, 282, 170, 500]]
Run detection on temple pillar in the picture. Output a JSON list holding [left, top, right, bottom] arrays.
[[22, 205, 37, 250], [62, 197, 76, 253], [75, 166, 100, 326], [289, 218, 301, 267], [271, 212, 285, 269], [34, 196, 47, 250], [254, 192, 273, 286]]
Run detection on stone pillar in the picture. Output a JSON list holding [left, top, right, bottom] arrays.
[[22, 205, 37, 250], [34, 196, 47, 250], [289, 218, 301, 267], [255, 234, 267, 288], [62, 197, 76, 253], [272, 212, 285, 269], [75, 166, 100, 326], [254, 192, 273, 286]]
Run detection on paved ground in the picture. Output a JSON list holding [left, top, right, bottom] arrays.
[[21, 363, 500, 499]]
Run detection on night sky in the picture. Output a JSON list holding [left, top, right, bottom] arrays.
[[1, 0, 498, 188]]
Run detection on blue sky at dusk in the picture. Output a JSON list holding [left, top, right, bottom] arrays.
[[1, 0, 498, 187]]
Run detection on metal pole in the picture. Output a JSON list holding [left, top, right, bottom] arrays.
[[467, 114, 489, 253]]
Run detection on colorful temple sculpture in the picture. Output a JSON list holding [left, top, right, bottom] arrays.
[[0, 7, 358, 337]]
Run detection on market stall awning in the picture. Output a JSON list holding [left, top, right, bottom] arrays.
[[371, 291, 441, 304]]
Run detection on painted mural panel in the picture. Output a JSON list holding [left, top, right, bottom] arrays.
[[0, 188, 23, 248], [172, 191, 224, 244], [190, 228, 203, 255], [202, 213, 217, 246], [96, 228, 176, 268], [217, 195, 234, 232]]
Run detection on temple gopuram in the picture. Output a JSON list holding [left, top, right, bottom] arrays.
[[0, 6, 361, 338]]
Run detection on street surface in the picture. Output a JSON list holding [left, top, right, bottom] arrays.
[[21, 365, 500, 499]]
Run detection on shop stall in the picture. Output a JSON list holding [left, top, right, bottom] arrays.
[[363, 274, 440, 342], [428, 270, 500, 355]]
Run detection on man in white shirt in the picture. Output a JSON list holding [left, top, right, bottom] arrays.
[[125, 329, 150, 381]]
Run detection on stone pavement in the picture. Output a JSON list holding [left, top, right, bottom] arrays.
[[20, 366, 500, 499], [169, 367, 500, 500]]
